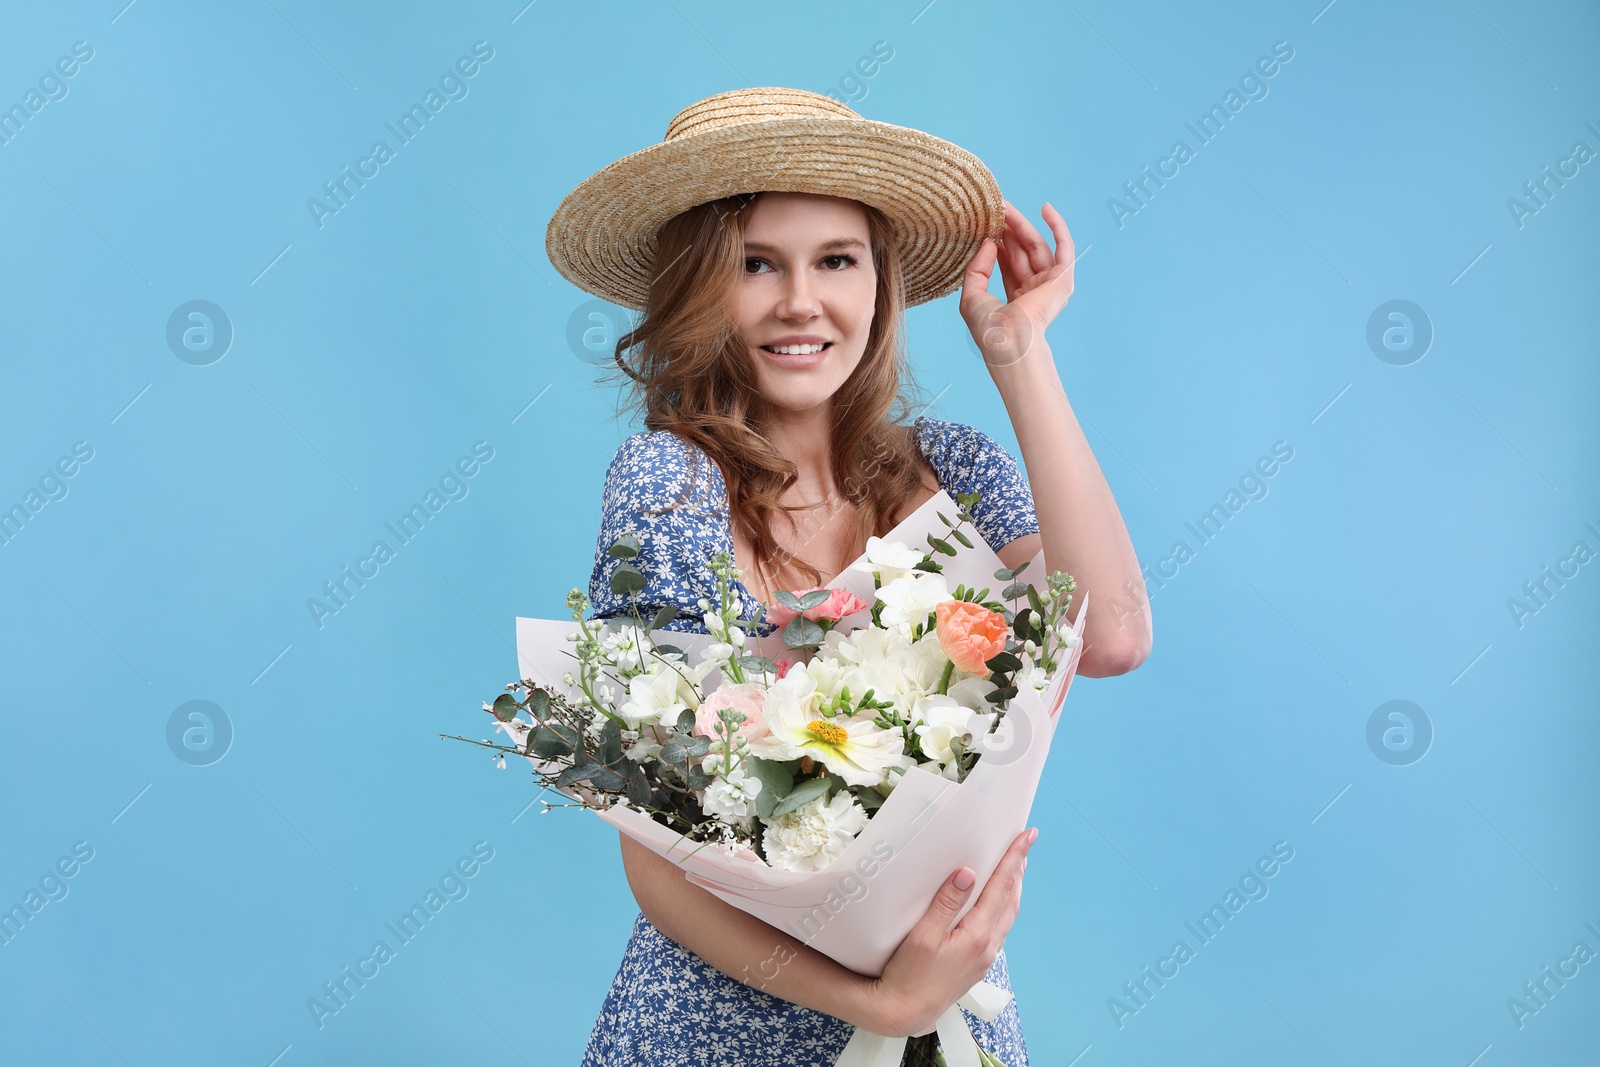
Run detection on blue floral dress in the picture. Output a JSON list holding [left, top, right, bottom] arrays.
[[581, 415, 1040, 1067]]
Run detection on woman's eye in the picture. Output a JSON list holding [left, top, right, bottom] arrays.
[[744, 258, 770, 274], [822, 254, 858, 270]]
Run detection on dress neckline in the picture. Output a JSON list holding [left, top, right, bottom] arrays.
[[708, 415, 936, 632]]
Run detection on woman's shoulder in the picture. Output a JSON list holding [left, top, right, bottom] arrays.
[[910, 413, 1038, 550], [602, 428, 724, 511], [911, 413, 1018, 474]]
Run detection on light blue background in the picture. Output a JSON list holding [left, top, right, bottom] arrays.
[[1, 1, 1596, 1064]]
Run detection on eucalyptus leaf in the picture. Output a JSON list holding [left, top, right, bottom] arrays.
[[660, 742, 687, 764], [529, 726, 575, 759], [490, 693, 519, 722], [650, 605, 679, 631], [951, 529, 973, 549], [796, 589, 830, 610], [610, 565, 646, 596], [607, 532, 642, 558], [769, 776, 831, 818], [599, 718, 622, 766], [775, 589, 805, 611], [782, 615, 824, 649], [626, 764, 652, 806], [747, 756, 799, 819]]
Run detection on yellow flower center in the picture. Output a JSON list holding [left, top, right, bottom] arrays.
[[805, 719, 849, 746]]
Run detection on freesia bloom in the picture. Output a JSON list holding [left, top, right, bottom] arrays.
[[617, 658, 701, 729], [848, 536, 925, 585], [693, 682, 770, 744], [875, 571, 951, 629], [764, 586, 870, 628], [910, 694, 994, 780], [762, 790, 869, 872], [935, 599, 1010, 675]]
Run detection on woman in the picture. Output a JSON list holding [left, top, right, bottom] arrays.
[[547, 88, 1151, 1066]]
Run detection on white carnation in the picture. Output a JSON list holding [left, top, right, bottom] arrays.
[[762, 790, 869, 872]]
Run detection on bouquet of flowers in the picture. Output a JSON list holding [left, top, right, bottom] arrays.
[[446, 488, 1088, 1067]]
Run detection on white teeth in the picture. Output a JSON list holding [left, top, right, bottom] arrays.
[[766, 343, 827, 355]]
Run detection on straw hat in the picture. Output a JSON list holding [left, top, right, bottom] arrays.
[[544, 87, 1004, 311]]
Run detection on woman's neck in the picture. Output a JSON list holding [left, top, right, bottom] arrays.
[[759, 403, 838, 503]]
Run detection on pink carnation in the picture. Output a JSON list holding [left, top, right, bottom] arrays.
[[765, 586, 870, 628], [693, 682, 770, 743]]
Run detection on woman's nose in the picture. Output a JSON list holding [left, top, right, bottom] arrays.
[[776, 273, 819, 319]]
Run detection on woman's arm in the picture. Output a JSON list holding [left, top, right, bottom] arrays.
[[620, 833, 898, 1031], [966, 202, 1153, 677], [618, 827, 1036, 1038]]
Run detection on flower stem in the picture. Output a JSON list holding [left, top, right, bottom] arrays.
[[936, 659, 955, 696]]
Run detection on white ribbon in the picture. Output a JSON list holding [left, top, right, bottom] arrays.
[[833, 979, 1013, 1067]]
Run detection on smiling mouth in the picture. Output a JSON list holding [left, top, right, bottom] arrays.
[[759, 342, 833, 355]]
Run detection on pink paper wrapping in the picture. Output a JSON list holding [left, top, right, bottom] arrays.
[[508, 488, 1087, 977]]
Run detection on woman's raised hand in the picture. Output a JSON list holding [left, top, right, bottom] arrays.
[[863, 826, 1039, 1038], [958, 200, 1076, 369]]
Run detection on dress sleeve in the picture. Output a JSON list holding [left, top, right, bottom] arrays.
[[915, 417, 1040, 554], [588, 432, 727, 635]]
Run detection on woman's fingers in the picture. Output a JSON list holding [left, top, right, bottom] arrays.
[[1041, 202, 1075, 268], [954, 827, 1036, 943], [1001, 200, 1055, 277], [961, 235, 999, 292]]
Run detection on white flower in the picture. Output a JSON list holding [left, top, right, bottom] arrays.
[[601, 620, 655, 673], [1021, 665, 1050, 692], [618, 658, 701, 729], [946, 674, 1000, 710], [626, 732, 663, 762], [823, 626, 991, 722], [729, 625, 747, 648], [762, 790, 869, 872], [703, 610, 727, 635], [494, 753, 507, 770], [701, 765, 763, 820], [875, 571, 951, 629], [1057, 623, 1080, 649], [910, 694, 990, 772], [849, 537, 926, 585], [702, 641, 735, 666], [748, 673, 909, 788]]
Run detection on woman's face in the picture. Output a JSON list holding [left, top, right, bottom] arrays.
[[728, 192, 877, 418]]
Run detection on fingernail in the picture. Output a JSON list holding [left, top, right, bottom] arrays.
[[1027, 827, 1039, 846], [954, 868, 975, 891]]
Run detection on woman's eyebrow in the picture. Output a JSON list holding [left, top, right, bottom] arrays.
[[742, 237, 868, 254]]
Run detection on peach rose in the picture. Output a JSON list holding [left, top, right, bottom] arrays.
[[692, 681, 770, 743], [935, 599, 1010, 675], [765, 586, 870, 628]]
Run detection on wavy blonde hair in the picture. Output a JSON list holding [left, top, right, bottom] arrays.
[[599, 191, 937, 592]]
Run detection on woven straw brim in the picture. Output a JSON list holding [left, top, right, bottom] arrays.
[[544, 116, 1004, 311]]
